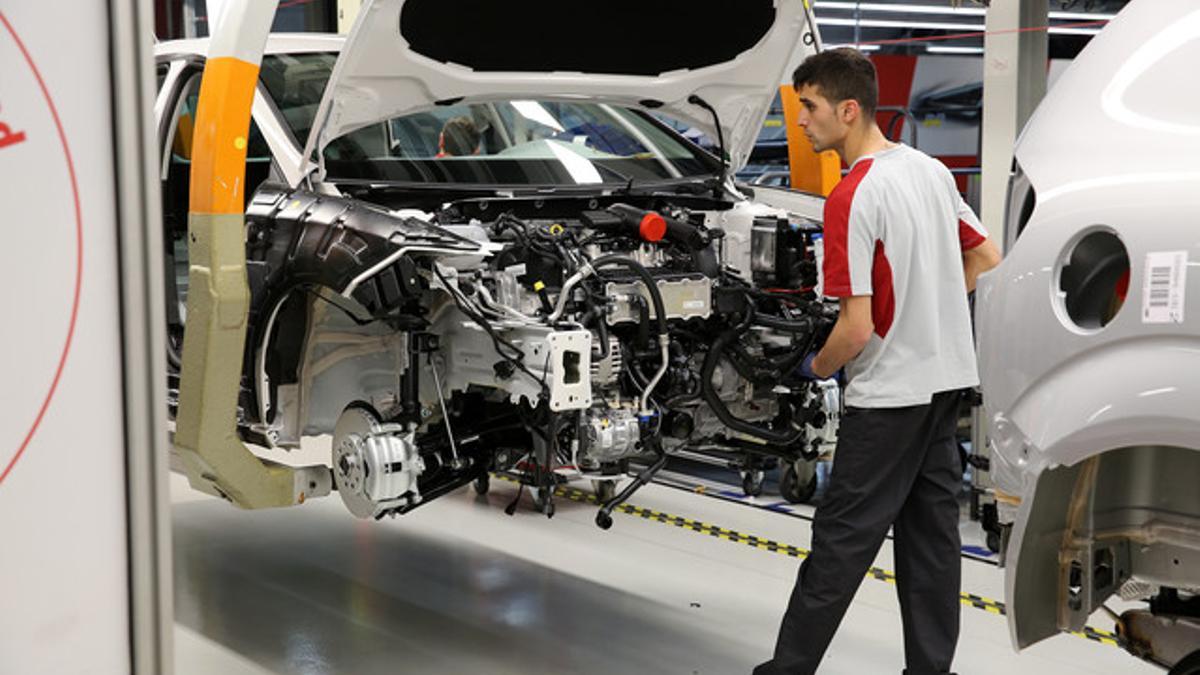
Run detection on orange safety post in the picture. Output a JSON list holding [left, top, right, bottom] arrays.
[[779, 84, 842, 196]]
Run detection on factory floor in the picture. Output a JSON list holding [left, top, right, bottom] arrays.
[[171, 439, 1156, 675]]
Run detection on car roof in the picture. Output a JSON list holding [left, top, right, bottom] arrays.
[[154, 32, 343, 59]]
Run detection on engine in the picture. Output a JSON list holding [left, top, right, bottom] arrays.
[[238, 186, 839, 525]]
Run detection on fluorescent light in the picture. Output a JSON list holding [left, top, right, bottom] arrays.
[[1050, 11, 1116, 21], [815, 18, 1102, 38], [926, 45, 984, 54], [813, 2, 1114, 21], [1049, 27, 1103, 35], [815, 17, 985, 31], [824, 43, 881, 52], [815, 2, 984, 15]]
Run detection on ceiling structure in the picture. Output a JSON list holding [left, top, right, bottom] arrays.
[[811, 0, 1131, 58]]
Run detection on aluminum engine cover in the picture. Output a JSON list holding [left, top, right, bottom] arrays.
[[604, 275, 711, 324]]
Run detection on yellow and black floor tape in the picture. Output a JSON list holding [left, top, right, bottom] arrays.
[[496, 475, 1122, 649]]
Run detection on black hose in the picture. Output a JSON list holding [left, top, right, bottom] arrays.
[[752, 313, 816, 333], [579, 306, 612, 362], [724, 333, 812, 385], [723, 343, 789, 386], [594, 318, 610, 360], [694, 302, 813, 385], [699, 312, 805, 445]]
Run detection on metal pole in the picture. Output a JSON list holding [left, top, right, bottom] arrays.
[[109, 0, 174, 669]]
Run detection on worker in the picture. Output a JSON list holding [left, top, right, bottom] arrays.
[[754, 48, 1002, 675], [436, 115, 481, 157]]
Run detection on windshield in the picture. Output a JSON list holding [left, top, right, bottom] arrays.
[[260, 53, 719, 187]]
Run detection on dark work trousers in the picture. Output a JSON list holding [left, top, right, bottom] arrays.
[[754, 389, 965, 675]]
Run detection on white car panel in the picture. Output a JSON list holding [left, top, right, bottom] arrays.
[[977, 0, 1200, 663], [301, 0, 821, 179]]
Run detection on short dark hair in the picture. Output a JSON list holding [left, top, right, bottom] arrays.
[[792, 48, 879, 118], [442, 116, 481, 155]]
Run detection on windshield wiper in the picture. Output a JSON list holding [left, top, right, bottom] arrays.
[[592, 162, 637, 192]]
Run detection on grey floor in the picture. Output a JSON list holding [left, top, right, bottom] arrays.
[[171, 441, 1157, 675]]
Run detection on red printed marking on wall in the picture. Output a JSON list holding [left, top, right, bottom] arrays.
[[0, 11, 84, 488], [0, 120, 26, 150]]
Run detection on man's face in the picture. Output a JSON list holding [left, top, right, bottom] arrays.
[[795, 83, 849, 153]]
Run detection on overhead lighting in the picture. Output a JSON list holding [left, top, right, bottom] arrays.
[[1049, 26, 1103, 35], [815, 18, 1103, 38], [1049, 11, 1116, 21], [812, 2, 1114, 21], [815, 2, 984, 16], [815, 17, 985, 31], [824, 43, 881, 52], [926, 45, 984, 54]]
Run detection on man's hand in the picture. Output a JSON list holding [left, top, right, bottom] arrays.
[[797, 352, 846, 384], [797, 352, 820, 380], [811, 296, 873, 378]]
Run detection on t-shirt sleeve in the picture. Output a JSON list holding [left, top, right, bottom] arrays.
[[957, 195, 988, 251], [822, 182, 877, 297]]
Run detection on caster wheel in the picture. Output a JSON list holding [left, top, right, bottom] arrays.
[[780, 460, 818, 504], [596, 511, 613, 530], [593, 479, 616, 503], [741, 470, 765, 498], [473, 474, 490, 496]]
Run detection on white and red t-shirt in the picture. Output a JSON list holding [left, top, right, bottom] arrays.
[[822, 144, 986, 408]]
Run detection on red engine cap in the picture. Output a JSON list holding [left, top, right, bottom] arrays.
[[639, 212, 667, 242]]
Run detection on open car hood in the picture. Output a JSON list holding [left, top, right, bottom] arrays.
[[300, 0, 820, 179]]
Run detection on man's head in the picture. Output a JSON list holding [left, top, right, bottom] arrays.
[[439, 116, 481, 156], [791, 48, 879, 153]]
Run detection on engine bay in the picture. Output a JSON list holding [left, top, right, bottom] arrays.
[[176, 185, 840, 526]]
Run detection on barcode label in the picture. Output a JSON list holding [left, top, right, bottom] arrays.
[[1142, 251, 1187, 323]]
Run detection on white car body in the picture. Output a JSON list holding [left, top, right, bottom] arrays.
[[977, 0, 1200, 667], [159, 2, 840, 524]]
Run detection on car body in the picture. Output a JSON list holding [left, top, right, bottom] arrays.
[[976, 0, 1200, 668], [161, 1, 840, 523]]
